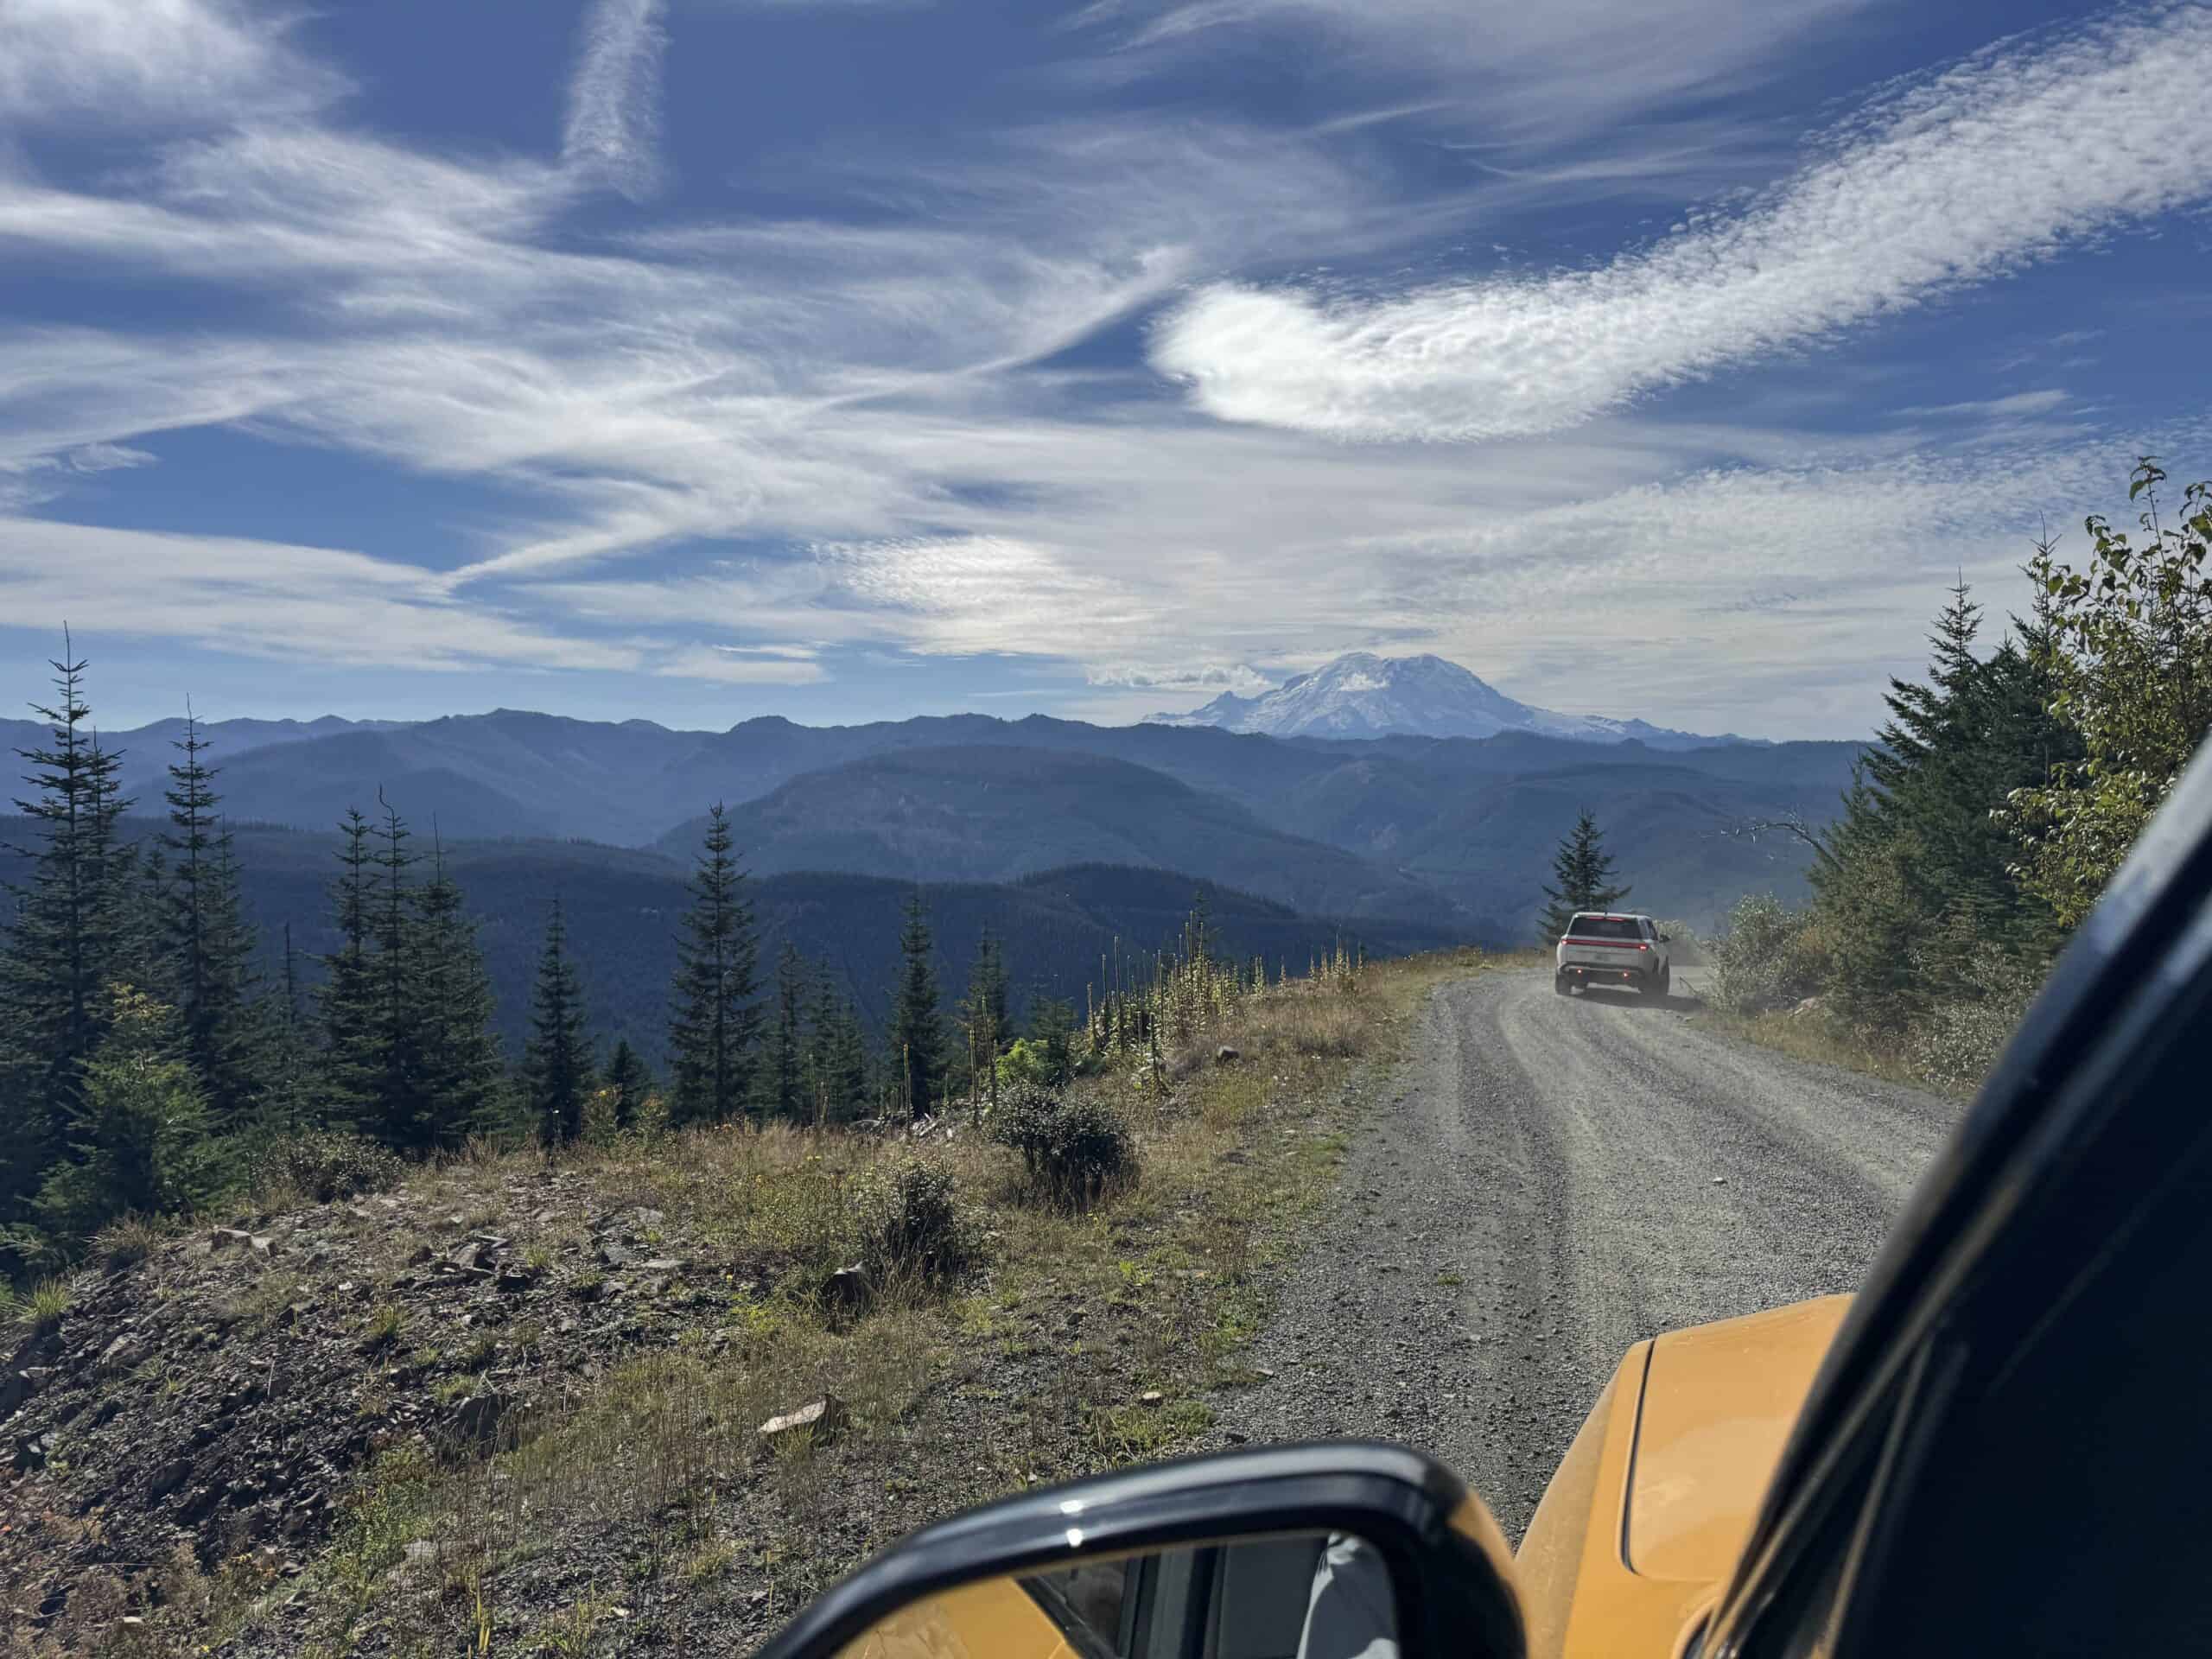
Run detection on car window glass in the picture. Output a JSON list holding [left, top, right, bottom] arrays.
[[1569, 918, 1641, 941]]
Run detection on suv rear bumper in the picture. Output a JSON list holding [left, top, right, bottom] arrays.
[[1557, 961, 1657, 988]]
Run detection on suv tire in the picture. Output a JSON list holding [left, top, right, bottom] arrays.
[[1554, 974, 1573, 996]]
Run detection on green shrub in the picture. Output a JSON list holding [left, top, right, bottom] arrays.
[[991, 1085, 1138, 1211], [251, 1130, 404, 1205], [1708, 894, 1827, 1014], [851, 1157, 975, 1290], [1904, 943, 2047, 1094]]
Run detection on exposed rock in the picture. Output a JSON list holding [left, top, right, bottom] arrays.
[[447, 1391, 509, 1446], [0, 1370, 37, 1421], [759, 1395, 847, 1445], [13, 1430, 55, 1471], [97, 1333, 147, 1376]]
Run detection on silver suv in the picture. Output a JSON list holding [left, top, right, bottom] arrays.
[[1554, 912, 1672, 996]]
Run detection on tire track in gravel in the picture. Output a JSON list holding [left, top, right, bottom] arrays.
[[1200, 965, 1967, 1540]]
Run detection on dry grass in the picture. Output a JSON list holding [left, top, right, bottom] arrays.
[[228, 949, 1502, 1655], [1695, 1007, 1934, 1092]]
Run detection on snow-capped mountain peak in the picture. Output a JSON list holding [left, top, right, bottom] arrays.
[[1145, 652, 1747, 747]]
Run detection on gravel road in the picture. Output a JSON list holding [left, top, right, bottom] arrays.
[[1203, 963, 1967, 1540]]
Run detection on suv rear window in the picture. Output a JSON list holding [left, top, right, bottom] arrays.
[[1569, 917, 1642, 940]]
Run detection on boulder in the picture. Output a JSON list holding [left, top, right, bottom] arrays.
[[448, 1391, 509, 1446]]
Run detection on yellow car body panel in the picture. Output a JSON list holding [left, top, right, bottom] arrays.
[[1517, 1294, 1852, 1659], [836, 1574, 1077, 1659]]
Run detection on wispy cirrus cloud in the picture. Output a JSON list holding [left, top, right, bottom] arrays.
[[0, 0, 343, 127], [563, 0, 670, 200], [1150, 7, 2212, 442], [0, 0, 2205, 737], [1077, 0, 1879, 149]]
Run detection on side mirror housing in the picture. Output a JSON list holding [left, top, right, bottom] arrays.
[[758, 1442, 1524, 1659]]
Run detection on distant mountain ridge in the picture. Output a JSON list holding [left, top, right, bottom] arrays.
[[1146, 652, 1759, 748], [3, 694, 1849, 937]]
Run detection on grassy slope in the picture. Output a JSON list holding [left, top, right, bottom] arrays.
[[3, 952, 1497, 1659]]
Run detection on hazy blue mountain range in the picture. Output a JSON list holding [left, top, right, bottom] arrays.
[[1147, 652, 1763, 746], [3, 696, 1859, 940]]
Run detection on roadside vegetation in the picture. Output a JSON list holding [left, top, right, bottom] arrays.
[[1702, 458, 2210, 1094], [3, 908, 1487, 1655]]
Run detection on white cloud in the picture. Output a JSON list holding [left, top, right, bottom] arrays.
[[0, 517, 642, 672], [563, 0, 669, 200], [0, 0, 343, 127], [1149, 9, 2212, 441], [1084, 662, 1274, 694], [1081, 0, 1878, 149], [1897, 389, 2071, 420], [656, 644, 828, 683]]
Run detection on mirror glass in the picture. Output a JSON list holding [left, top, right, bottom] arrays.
[[836, 1532, 1399, 1659]]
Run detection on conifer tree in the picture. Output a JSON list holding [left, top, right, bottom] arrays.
[[3, 639, 138, 1263], [1027, 995, 1077, 1087], [889, 890, 944, 1117], [160, 710, 264, 1128], [959, 927, 1010, 1108], [315, 809, 381, 1124], [602, 1038, 652, 1127], [35, 986, 219, 1243], [524, 895, 594, 1147], [758, 940, 808, 1123], [803, 970, 868, 1124], [406, 835, 507, 1149], [1537, 810, 1630, 941], [258, 923, 315, 1137], [668, 804, 760, 1125]]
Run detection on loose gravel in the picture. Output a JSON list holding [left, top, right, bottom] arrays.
[[1201, 963, 1967, 1539]]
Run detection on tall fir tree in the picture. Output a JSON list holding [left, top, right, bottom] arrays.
[[523, 895, 594, 1147], [958, 927, 1010, 1108], [315, 808, 381, 1125], [757, 941, 808, 1123], [889, 889, 945, 1117], [1537, 810, 1630, 940], [601, 1038, 653, 1128], [3, 639, 138, 1267], [258, 922, 316, 1137], [365, 795, 422, 1145], [668, 804, 760, 1125], [406, 834, 508, 1149], [159, 710, 265, 1128], [803, 970, 869, 1124]]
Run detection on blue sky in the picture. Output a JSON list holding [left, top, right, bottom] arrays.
[[2, 0, 2208, 739]]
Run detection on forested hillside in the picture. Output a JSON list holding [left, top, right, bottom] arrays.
[[1707, 459, 2212, 1093]]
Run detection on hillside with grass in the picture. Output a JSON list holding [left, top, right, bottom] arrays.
[[1, 947, 1486, 1656]]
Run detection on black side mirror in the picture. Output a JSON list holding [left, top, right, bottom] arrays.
[[1659, 932, 1671, 943], [757, 1442, 1523, 1659]]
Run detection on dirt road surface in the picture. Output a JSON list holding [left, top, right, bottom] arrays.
[[1205, 963, 1967, 1539]]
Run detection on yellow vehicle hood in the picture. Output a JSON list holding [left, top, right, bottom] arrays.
[[1518, 1294, 1851, 1659], [1625, 1296, 1852, 1584]]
